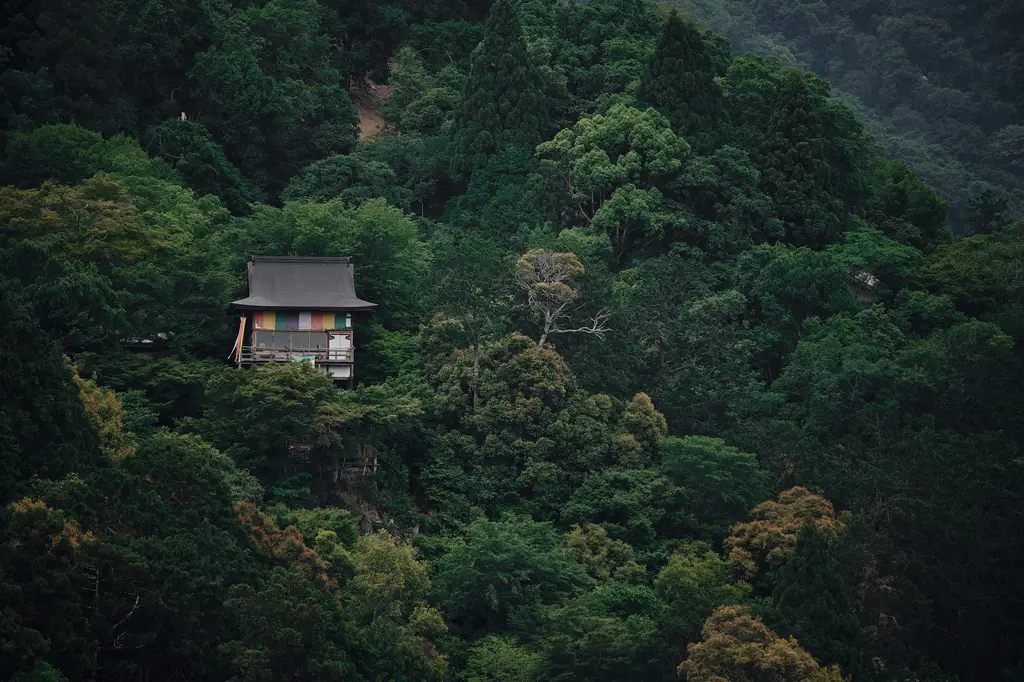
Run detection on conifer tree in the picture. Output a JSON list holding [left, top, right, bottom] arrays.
[[640, 10, 725, 154], [753, 69, 868, 247], [771, 524, 860, 675], [449, 0, 549, 182]]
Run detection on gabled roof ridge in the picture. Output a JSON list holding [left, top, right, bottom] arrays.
[[250, 255, 352, 263]]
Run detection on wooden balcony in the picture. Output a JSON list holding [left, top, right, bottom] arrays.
[[238, 346, 353, 365]]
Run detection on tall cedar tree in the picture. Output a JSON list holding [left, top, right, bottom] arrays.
[[756, 70, 850, 248], [640, 10, 724, 154], [771, 524, 860, 675], [449, 0, 549, 182]]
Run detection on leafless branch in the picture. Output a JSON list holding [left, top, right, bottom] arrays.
[[549, 308, 611, 338]]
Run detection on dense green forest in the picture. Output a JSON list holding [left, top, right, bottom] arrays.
[[672, 0, 1024, 229], [2, 0, 1023, 681]]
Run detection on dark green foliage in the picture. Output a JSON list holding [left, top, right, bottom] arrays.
[[461, 635, 544, 682], [322, 0, 491, 82], [967, 189, 1013, 236], [75, 354, 230, 425], [0, 149, 239, 355], [0, 0, 131, 136], [120, 431, 250, 531], [0, 415, 266, 681], [560, 469, 687, 551], [0, 68, 59, 142], [539, 582, 670, 681], [282, 154, 398, 205], [720, 56, 873, 247], [734, 243, 857, 375], [676, 0, 1024, 226], [381, 46, 462, 135], [654, 541, 748, 655], [867, 160, 950, 250], [449, 0, 549, 182], [0, 500, 93, 679], [10, 661, 69, 682], [221, 567, 362, 682], [0, 283, 101, 502], [185, 364, 336, 482], [432, 515, 591, 632], [923, 224, 1024, 342], [0, 238, 126, 352], [144, 119, 263, 212], [606, 250, 762, 432], [0, 124, 175, 189], [186, 0, 360, 197], [739, 306, 1024, 678], [770, 525, 859, 673], [351, 133, 452, 216], [753, 69, 867, 247], [272, 506, 359, 548], [673, 145, 783, 255], [3, 1, 1024, 680], [640, 10, 725, 153], [406, 19, 487, 71], [660, 436, 766, 542], [0, 124, 104, 188]]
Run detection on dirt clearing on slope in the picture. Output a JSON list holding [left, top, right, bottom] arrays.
[[350, 75, 392, 141]]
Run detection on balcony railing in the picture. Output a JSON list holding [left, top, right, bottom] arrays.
[[238, 346, 353, 364]]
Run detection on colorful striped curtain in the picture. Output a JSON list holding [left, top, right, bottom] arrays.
[[228, 316, 246, 360], [253, 311, 346, 330], [253, 311, 274, 330]]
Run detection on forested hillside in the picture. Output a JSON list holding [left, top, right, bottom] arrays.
[[671, 0, 1024, 230], [2, 1, 1023, 681]]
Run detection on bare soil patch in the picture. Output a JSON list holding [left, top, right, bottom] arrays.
[[349, 75, 392, 142]]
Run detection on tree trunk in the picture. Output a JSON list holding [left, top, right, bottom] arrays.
[[538, 312, 554, 348]]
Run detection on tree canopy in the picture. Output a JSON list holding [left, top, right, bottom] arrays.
[[1, 1, 1022, 681]]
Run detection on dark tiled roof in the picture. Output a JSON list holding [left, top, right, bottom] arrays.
[[232, 256, 378, 311]]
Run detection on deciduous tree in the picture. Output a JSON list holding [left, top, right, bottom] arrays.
[[679, 605, 847, 682], [725, 487, 848, 583], [432, 515, 590, 632], [516, 249, 609, 348]]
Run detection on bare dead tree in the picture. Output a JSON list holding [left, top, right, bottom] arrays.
[[516, 249, 610, 348]]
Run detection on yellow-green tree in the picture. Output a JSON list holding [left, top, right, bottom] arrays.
[[536, 105, 690, 258], [564, 523, 645, 583], [346, 531, 448, 678], [73, 366, 136, 460], [679, 605, 847, 682], [725, 486, 848, 582]]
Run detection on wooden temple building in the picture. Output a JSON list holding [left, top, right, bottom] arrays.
[[229, 256, 377, 384]]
